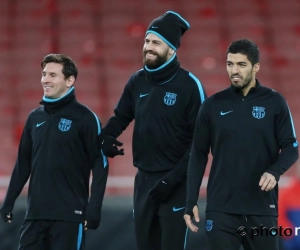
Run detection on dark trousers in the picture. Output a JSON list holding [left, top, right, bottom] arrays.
[[133, 170, 188, 250], [205, 211, 279, 250], [19, 220, 84, 250]]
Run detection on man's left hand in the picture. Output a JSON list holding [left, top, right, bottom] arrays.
[[99, 134, 124, 158], [259, 172, 277, 191]]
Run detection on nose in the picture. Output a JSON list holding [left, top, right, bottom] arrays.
[[41, 75, 49, 83], [144, 42, 153, 51], [231, 65, 239, 74]]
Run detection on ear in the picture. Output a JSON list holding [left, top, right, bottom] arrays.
[[253, 63, 260, 73], [169, 47, 175, 56], [66, 75, 75, 87]]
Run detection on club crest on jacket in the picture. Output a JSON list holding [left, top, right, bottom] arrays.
[[252, 106, 265, 119], [164, 92, 177, 106], [58, 118, 72, 132]]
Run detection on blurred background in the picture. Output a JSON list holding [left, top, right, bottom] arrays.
[[0, 0, 299, 249]]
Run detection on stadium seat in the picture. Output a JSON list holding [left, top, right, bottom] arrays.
[[1, 0, 299, 198]]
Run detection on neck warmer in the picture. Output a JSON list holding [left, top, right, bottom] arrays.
[[40, 86, 76, 114], [144, 54, 180, 85]]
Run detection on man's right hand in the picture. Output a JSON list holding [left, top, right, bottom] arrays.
[[84, 219, 100, 230], [0, 209, 13, 223], [183, 205, 199, 233], [99, 134, 124, 158]]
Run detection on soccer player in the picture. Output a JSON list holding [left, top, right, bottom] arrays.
[[101, 11, 207, 250], [184, 39, 298, 250], [0, 54, 108, 250]]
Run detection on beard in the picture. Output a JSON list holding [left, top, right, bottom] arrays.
[[143, 49, 169, 69], [230, 73, 253, 90]]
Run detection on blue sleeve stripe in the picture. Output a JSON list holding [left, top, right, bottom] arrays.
[[91, 111, 108, 167], [286, 102, 298, 147], [188, 72, 206, 103], [101, 150, 108, 168], [77, 223, 83, 250], [184, 227, 189, 249], [91, 111, 101, 135]]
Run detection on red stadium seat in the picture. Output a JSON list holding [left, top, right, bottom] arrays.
[[0, 0, 299, 196]]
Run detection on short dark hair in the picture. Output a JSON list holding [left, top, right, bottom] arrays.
[[41, 54, 78, 79], [227, 39, 259, 66]]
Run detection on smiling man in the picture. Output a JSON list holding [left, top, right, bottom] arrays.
[[0, 54, 108, 250], [41, 61, 75, 98], [101, 11, 207, 250], [143, 33, 172, 69], [184, 39, 299, 250]]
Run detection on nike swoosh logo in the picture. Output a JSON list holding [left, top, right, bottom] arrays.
[[173, 207, 185, 212], [36, 121, 46, 127], [140, 93, 149, 98], [220, 110, 233, 116], [151, 26, 158, 29]]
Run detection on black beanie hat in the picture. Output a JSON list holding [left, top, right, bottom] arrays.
[[146, 11, 190, 51]]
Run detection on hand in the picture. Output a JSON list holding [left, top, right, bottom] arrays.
[[184, 205, 199, 233], [259, 172, 277, 191], [0, 209, 13, 223], [148, 178, 174, 202], [84, 219, 100, 230], [99, 134, 124, 158]]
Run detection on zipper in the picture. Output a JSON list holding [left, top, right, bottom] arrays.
[[242, 98, 245, 114]]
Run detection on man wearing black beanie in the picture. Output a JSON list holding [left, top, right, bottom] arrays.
[[101, 11, 207, 250]]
